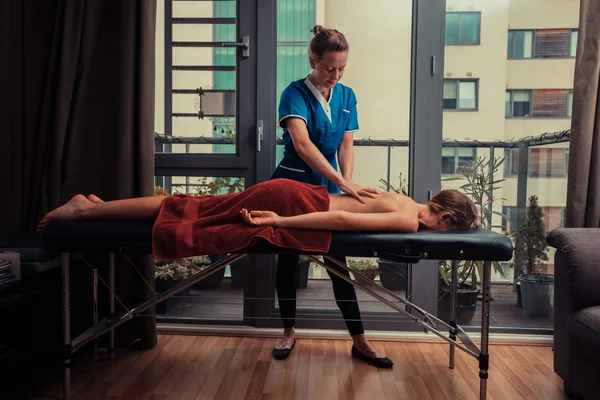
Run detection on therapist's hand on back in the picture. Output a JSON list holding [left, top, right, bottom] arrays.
[[336, 177, 380, 203]]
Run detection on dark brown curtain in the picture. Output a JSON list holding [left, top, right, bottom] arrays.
[[566, 0, 600, 228], [1, 0, 157, 349]]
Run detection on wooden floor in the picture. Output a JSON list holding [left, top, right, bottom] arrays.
[[26, 335, 567, 400]]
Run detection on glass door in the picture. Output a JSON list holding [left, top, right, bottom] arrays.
[[154, 0, 262, 325], [252, 0, 446, 332]]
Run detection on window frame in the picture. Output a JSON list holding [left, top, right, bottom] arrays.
[[507, 28, 579, 60], [503, 148, 520, 177], [570, 29, 578, 57], [505, 89, 532, 118], [441, 147, 476, 175], [507, 29, 534, 60], [528, 148, 569, 178], [445, 11, 481, 46], [443, 78, 479, 111], [506, 89, 573, 119]]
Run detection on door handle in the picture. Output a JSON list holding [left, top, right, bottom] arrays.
[[256, 120, 264, 152], [223, 36, 249, 58]]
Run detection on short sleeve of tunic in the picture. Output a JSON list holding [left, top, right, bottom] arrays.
[[278, 83, 309, 128], [345, 88, 359, 133]]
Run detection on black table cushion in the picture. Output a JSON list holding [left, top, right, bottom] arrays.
[[39, 220, 514, 262]]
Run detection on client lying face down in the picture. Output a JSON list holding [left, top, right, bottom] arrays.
[[37, 178, 480, 233]]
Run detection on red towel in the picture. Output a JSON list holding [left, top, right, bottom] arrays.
[[151, 178, 332, 260]]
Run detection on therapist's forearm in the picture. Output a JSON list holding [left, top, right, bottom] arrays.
[[296, 142, 343, 184], [338, 147, 354, 180]]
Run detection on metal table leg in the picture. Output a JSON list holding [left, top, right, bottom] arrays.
[[449, 259, 458, 369], [109, 253, 115, 360], [479, 261, 492, 400], [92, 267, 98, 354], [61, 253, 71, 400]]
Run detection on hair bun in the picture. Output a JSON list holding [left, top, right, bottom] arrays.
[[311, 25, 325, 35]]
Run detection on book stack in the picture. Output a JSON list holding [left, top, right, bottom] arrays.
[[0, 259, 16, 292]]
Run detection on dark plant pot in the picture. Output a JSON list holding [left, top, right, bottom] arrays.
[[516, 281, 522, 308], [155, 278, 192, 314], [518, 274, 554, 317], [377, 259, 408, 291], [191, 267, 225, 290], [437, 284, 479, 325], [230, 263, 244, 288], [353, 269, 378, 287], [192, 254, 227, 290], [294, 260, 310, 289]]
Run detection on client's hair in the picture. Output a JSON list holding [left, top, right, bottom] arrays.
[[308, 25, 349, 63], [428, 190, 481, 230]]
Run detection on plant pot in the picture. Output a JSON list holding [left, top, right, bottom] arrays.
[[155, 278, 192, 314], [294, 260, 310, 289], [230, 263, 244, 288], [437, 284, 479, 325], [353, 269, 378, 286], [191, 266, 225, 290], [518, 274, 554, 317], [516, 281, 522, 308], [377, 259, 408, 291], [192, 254, 227, 290]]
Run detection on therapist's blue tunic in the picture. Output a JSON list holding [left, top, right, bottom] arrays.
[[271, 77, 359, 194]]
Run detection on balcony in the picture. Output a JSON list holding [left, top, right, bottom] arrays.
[[153, 129, 569, 335]]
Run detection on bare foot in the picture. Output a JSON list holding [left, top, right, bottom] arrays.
[[37, 195, 93, 232], [274, 328, 295, 350], [352, 334, 383, 358], [87, 194, 104, 203]]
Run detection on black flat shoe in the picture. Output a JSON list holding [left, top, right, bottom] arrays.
[[272, 339, 296, 360], [351, 345, 394, 369]]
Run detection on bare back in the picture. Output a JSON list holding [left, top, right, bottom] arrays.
[[329, 192, 416, 215]]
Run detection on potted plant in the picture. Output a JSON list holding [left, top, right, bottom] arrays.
[[154, 256, 209, 313], [513, 195, 553, 317], [348, 259, 379, 286], [378, 173, 410, 291], [437, 155, 508, 325]]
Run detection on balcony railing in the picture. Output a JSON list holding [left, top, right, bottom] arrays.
[[153, 129, 570, 333]]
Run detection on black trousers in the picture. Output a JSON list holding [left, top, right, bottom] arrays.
[[276, 254, 364, 336]]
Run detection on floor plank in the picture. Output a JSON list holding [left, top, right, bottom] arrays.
[[24, 335, 567, 400]]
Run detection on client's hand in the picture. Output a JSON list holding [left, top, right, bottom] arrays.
[[241, 208, 280, 227]]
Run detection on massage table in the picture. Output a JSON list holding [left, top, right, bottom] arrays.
[[40, 220, 513, 400]]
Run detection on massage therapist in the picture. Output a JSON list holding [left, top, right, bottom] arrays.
[[269, 25, 393, 369]]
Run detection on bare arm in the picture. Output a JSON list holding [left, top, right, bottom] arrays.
[[337, 131, 354, 180], [286, 118, 379, 202], [241, 209, 419, 233]]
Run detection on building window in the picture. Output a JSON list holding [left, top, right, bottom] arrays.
[[535, 29, 572, 58], [570, 30, 578, 57], [276, 0, 316, 163], [502, 205, 565, 233], [507, 30, 533, 59], [508, 29, 578, 59], [568, 89, 573, 118], [543, 206, 566, 230], [443, 79, 478, 110], [502, 206, 518, 232], [213, 2, 237, 154], [506, 89, 572, 118], [504, 148, 520, 176], [506, 90, 531, 117], [529, 148, 568, 178], [446, 12, 480, 45], [442, 147, 476, 175]]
